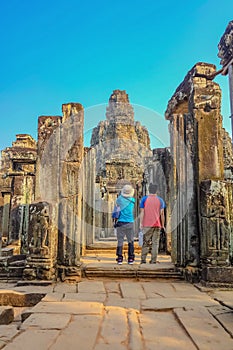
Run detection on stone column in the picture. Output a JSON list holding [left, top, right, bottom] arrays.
[[24, 116, 62, 280], [165, 63, 223, 269], [83, 147, 96, 248], [218, 20, 233, 143], [1, 193, 11, 247], [58, 103, 84, 273]]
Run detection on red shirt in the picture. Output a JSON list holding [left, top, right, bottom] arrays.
[[140, 194, 165, 228]]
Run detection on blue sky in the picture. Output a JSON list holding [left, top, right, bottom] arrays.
[[0, 0, 232, 151]]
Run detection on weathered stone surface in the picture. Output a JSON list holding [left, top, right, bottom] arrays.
[[77, 281, 106, 294], [165, 63, 217, 119], [141, 296, 218, 311], [174, 306, 233, 350], [0, 279, 233, 348], [215, 312, 233, 337], [209, 290, 233, 309], [37, 116, 61, 154], [218, 20, 233, 67], [200, 180, 233, 268], [0, 306, 14, 325], [63, 293, 106, 303], [222, 129, 233, 178], [91, 90, 151, 177], [88, 90, 152, 239], [3, 329, 59, 350], [142, 281, 204, 299], [20, 313, 71, 330], [53, 283, 77, 293], [140, 311, 196, 349], [41, 293, 64, 302], [120, 282, 146, 299], [0, 134, 37, 248], [163, 61, 233, 283], [104, 295, 141, 310], [128, 309, 143, 350], [0, 324, 19, 344], [50, 315, 102, 350], [0, 290, 44, 307], [29, 300, 103, 315], [98, 306, 128, 347]]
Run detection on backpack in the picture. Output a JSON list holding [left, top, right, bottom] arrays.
[[112, 204, 121, 219]]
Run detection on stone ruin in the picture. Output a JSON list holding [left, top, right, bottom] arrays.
[[90, 90, 152, 239], [0, 91, 153, 282], [0, 64, 233, 285]]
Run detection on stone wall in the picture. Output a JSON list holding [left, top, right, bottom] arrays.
[[165, 61, 233, 284]]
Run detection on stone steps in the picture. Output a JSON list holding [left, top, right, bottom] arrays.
[[0, 254, 26, 281], [82, 263, 183, 280]]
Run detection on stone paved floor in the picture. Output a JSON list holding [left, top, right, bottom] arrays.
[[0, 254, 232, 349]]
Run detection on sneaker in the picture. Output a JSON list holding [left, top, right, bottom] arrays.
[[116, 258, 123, 265], [149, 260, 156, 264], [140, 260, 146, 264], [128, 259, 134, 265]]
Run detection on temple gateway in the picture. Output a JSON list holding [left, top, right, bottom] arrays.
[[1, 33, 233, 286]]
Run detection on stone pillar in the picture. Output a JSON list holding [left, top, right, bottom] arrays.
[[167, 113, 197, 267], [1, 193, 11, 246], [58, 103, 84, 272], [36, 116, 61, 202], [218, 20, 233, 143], [83, 147, 96, 248], [27, 116, 62, 280], [165, 63, 223, 269]]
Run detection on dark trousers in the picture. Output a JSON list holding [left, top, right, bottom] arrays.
[[116, 222, 134, 260]]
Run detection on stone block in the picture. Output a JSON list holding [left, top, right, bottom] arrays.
[[0, 324, 19, 343], [140, 310, 196, 349], [0, 306, 14, 325], [201, 266, 233, 284], [20, 313, 71, 330], [120, 282, 146, 299], [77, 281, 106, 294], [0, 290, 45, 307], [63, 293, 106, 303], [49, 315, 102, 350], [3, 329, 59, 350], [1, 248, 14, 257], [174, 306, 233, 350], [30, 300, 103, 315]]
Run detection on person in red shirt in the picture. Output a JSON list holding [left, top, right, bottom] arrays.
[[139, 183, 166, 264]]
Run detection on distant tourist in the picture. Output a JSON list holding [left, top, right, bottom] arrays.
[[114, 184, 135, 265], [139, 183, 166, 264]]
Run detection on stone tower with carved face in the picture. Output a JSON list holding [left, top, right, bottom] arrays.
[[91, 90, 152, 193]]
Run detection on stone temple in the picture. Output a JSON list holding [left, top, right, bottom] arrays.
[[0, 66, 233, 285]]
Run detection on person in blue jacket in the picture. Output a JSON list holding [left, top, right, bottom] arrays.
[[115, 184, 135, 265]]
